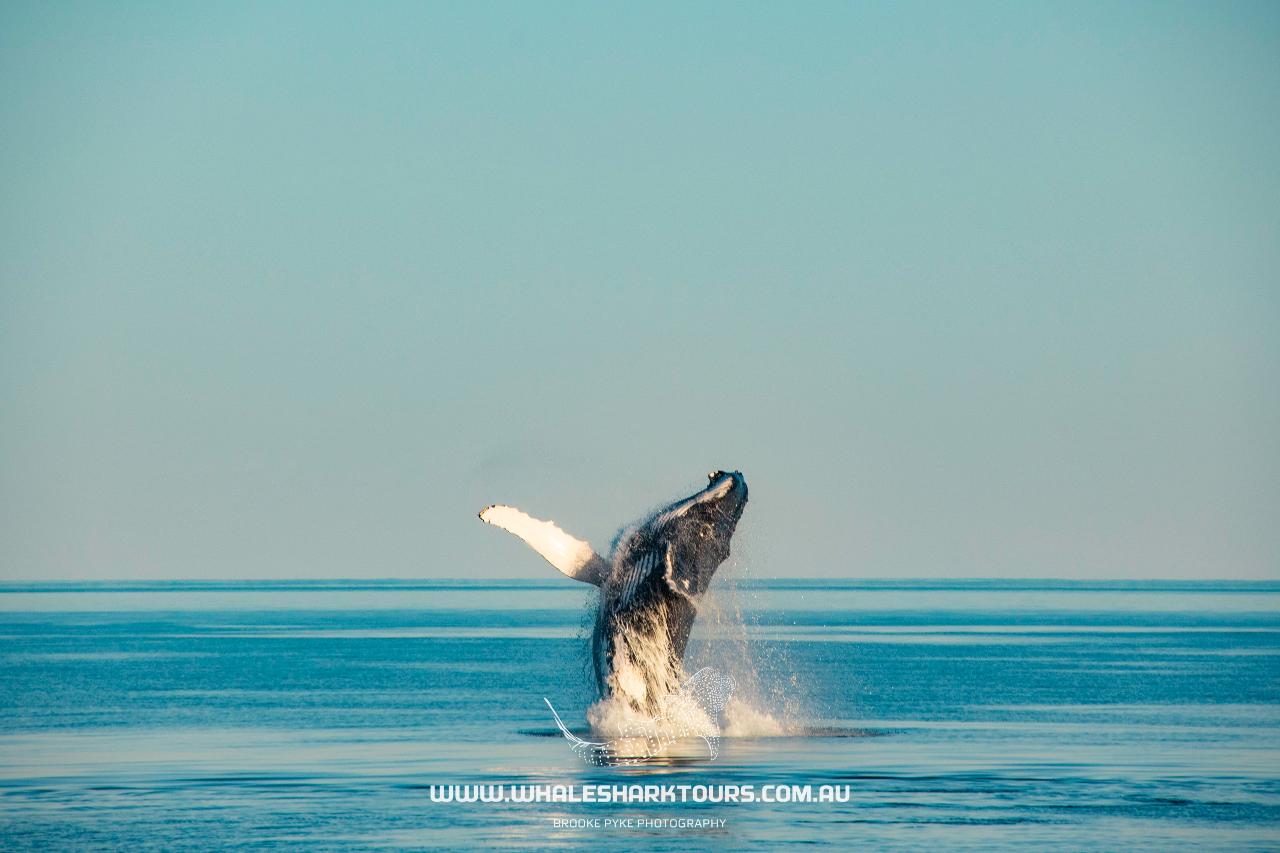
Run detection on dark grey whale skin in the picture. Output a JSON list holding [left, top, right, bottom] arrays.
[[590, 471, 748, 714]]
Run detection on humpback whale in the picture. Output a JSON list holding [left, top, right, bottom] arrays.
[[479, 470, 748, 715]]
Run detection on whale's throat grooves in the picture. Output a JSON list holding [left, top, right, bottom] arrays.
[[593, 580, 697, 715]]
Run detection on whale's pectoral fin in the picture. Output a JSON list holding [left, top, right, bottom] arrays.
[[478, 505, 607, 586], [662, 542, 715, 601]]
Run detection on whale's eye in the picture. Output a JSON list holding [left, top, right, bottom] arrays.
[[699, 522, 714, 539]]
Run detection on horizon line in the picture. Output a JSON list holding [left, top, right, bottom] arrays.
[[1, 577, 1276, 588]]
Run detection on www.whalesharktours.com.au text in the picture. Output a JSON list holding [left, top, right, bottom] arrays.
[[429, 784, 853, 832], [429, 783, 851, 804]]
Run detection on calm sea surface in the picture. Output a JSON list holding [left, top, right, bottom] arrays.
[[1, 579, 1278, 850]]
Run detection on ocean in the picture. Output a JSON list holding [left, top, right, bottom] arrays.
[[1, 579, 1278, 850]]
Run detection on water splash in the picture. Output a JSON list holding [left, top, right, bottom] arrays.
[[547, 668, 735, 765], [684, 558, 804, 737], [574, 536, 805, 742]]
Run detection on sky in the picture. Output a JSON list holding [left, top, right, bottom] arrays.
[[1, 1, 1277, 581]]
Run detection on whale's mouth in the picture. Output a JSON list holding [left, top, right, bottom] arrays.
[[650, 471, 747, 530]]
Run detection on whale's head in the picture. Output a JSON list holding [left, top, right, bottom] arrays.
[[645, 470, 748, 600]]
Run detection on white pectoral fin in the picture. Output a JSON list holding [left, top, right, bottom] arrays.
[[479, 505, 607, 586]]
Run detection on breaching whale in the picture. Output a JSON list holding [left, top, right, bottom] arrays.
[[479, 470, 748, 715]]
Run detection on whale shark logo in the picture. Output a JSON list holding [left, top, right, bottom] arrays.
[[480, 471, 748, 751], [544, 667, 736, 766]]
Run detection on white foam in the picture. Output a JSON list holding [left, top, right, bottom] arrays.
[[721, 696, 789, 737], [586, 690, 717, 739]]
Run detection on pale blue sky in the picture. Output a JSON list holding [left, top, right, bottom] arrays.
[[1, 2, 1277, 580]]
